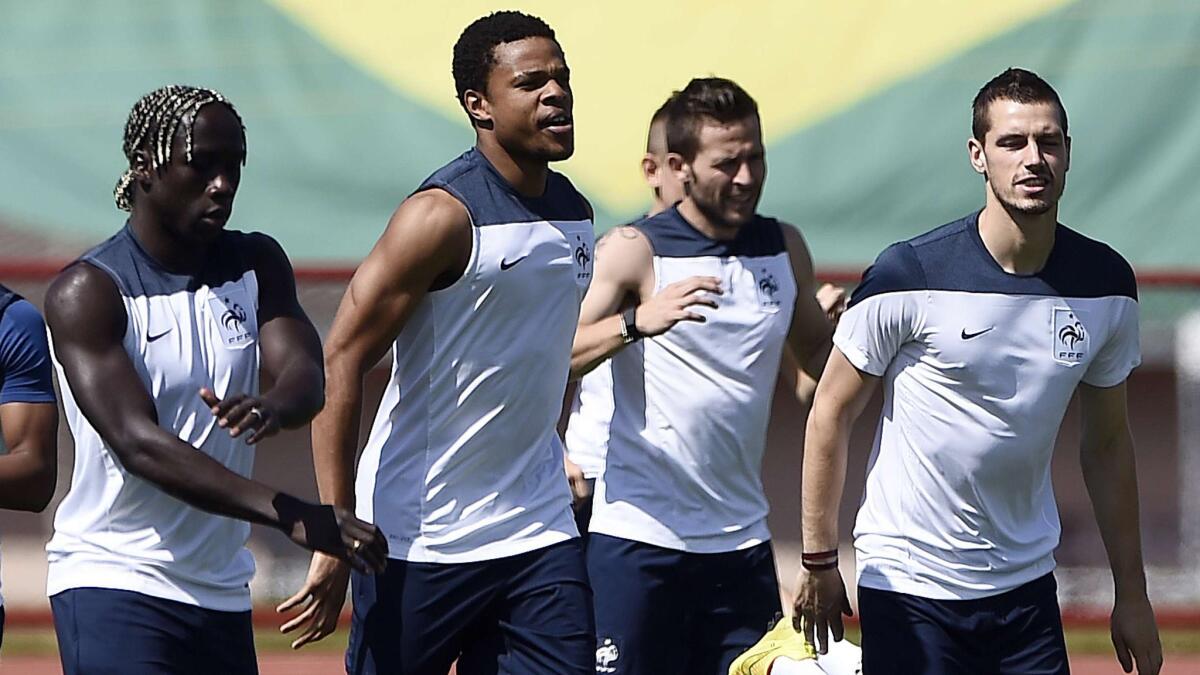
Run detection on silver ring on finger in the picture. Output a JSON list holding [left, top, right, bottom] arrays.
[[247, 406, 265, 426]]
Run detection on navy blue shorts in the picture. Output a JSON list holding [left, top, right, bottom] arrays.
[[588, 533, 782, 675], [347, 538, 594, 675], [858, 573, 1069, 675], [50, 587, 257, 675]]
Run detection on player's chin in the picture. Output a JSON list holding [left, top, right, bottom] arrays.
[[534, 138, 574, 162]]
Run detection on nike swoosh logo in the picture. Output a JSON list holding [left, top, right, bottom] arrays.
[[961, 327, 994, 340], [500, 256, 528, 271], [147, 329, 172, 343]]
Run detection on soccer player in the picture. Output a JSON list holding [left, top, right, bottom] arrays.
[[43, 85, 387, 675], [795, 68, 1163, 675], [571, 77, 835, 675], [278, 12, 596, 675], [0, 284, 58, 651], [563, 96, 684, 531]]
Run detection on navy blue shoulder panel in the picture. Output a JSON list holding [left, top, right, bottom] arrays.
[[415, 148, 589, 226], [0, 283, 21, 317], [849, 211, 1137, 306], [78, 225, 257, 298], [846, 241, 928, 309], [635, 207, 786, 258]]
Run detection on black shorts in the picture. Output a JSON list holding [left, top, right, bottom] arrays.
[[51, 587, 256, 675], [858, 573, 1069, 675], [588, 533, 782, 675], [347, 538, 594, 675]]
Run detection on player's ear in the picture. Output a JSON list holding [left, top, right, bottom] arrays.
[[666, 152, 692, 186], [131, 149, 155, 191], [1064, 134, 1071, 172], [463, 89, 493, 130], [641, 153, 662, 188], [967, 137, 987, 177]]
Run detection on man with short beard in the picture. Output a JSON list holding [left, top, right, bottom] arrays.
[[279, 11, 596, 675], [795, 68, 1163, 675], [569, 77, 835, 674]]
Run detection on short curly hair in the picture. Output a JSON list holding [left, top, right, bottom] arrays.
[[972, 68, 1068, 142], [452, 11, 557, 125]]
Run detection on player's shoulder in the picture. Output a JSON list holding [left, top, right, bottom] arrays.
[[849, 214, 978, 305], [1050, 225, 1137, 300], [595, 223, 653, 275], [0, 297, 46, 333]]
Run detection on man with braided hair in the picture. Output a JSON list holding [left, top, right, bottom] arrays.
[[44, 85, 387, 675], [279, 10, 596, 675]]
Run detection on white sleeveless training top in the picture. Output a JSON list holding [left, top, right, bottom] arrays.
[[355, 149, 594, 563], [585, 207, 797, 552], [48, 225, 263, 611]]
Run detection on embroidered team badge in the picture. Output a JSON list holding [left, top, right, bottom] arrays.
[[596, 637, 620, 673], [753, 266, 781, 310], [209, 289, 256, 347], [574, 233, 593, 284], [1052, 307, 1088, 364]]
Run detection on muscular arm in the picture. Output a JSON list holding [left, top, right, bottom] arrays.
[[253, 233, 325, 428], [782, 225, 834, 404], [801, 348, 877, 552], [569, 227, 652, 379], [1078, 381, 1162, 674], [312, 189, 472, 509], [0, 403, 58, 511], [0, 302, 59, 511], [569, 226, 720, 380]]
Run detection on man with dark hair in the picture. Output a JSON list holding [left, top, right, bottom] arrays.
[[44, 84, 386, 675], [569, 76, 835, 674], [796, 67, 1163, 675], [0, 283, 58, 653], [279, 11, 596, 675]]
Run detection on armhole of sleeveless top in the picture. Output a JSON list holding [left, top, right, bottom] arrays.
[[417, 184, 478, 295], [71, 258, 131, 339], [630, 223, 662, 295]]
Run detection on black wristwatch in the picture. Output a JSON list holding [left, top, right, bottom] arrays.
[[619, 306, 643, 344]]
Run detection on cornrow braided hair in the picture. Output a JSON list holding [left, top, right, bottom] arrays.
[[114, 85, 246, 211]]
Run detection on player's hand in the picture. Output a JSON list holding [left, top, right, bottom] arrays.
[[634, 276, 722, 337], [285, 502, 388, 574], [1110, 594, 1162, 674], [792, 566, 852, 655], [815, 283, 848, 326], [199, 388, 280, 444], [564, 457, 591, 506], [278, 552, 352, 649]]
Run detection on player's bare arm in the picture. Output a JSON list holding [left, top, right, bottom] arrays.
[[794, 348, 877, 654], [280, 187, 471, 648], [782, 225, 835, 402], [44, 263, 386, 571], [1078, 381, 1163, 675], [200, 233, 324, 444], [569, 226, 720, 379], [0, 401, 58, 512]]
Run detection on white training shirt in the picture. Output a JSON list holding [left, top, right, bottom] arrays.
[[585, 207, 797, 552], [48, 225, 264, 611], [355, 148, 593, 563], [838, 212, 1140, 600]]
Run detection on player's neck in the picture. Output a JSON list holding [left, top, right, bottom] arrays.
[[129, 210, 212, 274], [476, 138, 548, 198], [677, 198, 739, 241], [978, 198, 1057, 276]]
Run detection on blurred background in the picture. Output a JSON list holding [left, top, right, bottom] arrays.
[[1, 0, 1198, 665]]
